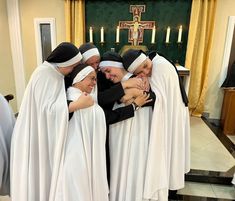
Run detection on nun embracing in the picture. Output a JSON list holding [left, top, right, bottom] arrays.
[[55, 64, 109, 201], [0, 94, 15, 196], [10, 42, 93, 201]]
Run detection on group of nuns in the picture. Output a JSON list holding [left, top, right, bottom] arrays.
[[1, 41, 191, 201]]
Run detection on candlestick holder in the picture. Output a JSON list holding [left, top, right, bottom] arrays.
[[149, 42, 156, 51], [115, 42, 120, 46], [175, 60, 180, 66], [175, 41, 183, 65], [165, 42, 171, 47], [177, 41, 183, 48], [100, 41, 105, 46]]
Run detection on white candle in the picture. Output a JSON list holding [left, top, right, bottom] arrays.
[[89, 27, 93, 43], [177, 25, 183, 43], [100, 27, 104, 43], [116, 26, 120, 43], [151, 25, 156, 43], [165, 26, 171, 43]]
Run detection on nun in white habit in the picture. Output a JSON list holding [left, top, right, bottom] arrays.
[[99, 51, 154, 201], [55, 64, 109, 201], [10, 42, 84, 201], [123, 50, 190, 201], [0, 94, 15, 195], [79, 42, 100, 70]]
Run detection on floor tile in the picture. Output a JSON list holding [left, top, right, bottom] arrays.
[[227, 135, 235, 145], [211, 184, 235, 199], [177, 181, 216, 198], [0, 196, 10, 201], [190, 117, 235, 172]]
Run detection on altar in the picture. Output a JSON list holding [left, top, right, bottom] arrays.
[[176, 65, 190, 94], [91, 4, 191, 93]]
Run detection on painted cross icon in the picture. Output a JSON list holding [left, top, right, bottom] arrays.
[[119, 5, 155, 46]]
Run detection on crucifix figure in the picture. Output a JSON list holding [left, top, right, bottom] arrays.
[[119, 5, 155, 46]]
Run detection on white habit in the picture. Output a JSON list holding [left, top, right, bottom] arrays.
[[55, 86, 109, 201], [11, 61, 69, 201], [109, 73, 153, 201], [143, 54, 190, 201], [0, 94, 15, 195], [232, 172, 235, 185]]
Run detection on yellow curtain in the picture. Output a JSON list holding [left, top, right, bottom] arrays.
[[185, 0, 217, 117], [64, 0, 85, 46]]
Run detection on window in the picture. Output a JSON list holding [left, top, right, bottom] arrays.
[[34, 18, 56, 65]]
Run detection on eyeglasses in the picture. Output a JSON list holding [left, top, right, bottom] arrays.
[[86, 76, 97, 82]]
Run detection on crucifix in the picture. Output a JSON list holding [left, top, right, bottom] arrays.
[[119, 5, 155, 46]]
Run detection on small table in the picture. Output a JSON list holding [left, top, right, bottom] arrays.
[[176, 65, 190, 94], [220, 88, 235, 135]]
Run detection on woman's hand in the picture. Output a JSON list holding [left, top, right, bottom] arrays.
[[133, 92, 152, 108], [121, 77, 145, 90], [124, 88, 144, 98], [120, 94, 134, 105], [141, 77, 150, 92], [69, 92, 94, 112]]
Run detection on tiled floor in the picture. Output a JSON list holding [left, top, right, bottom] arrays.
[[178, 117, 235, 200], [178, 182, 235, 200], [227, 135, 235, 145], [190, 117, 235, 172], [0, 196, 9, 201], [1, 117, 235, 201]]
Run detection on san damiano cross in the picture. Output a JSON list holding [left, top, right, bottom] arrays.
[[119, 5, 155, 46]]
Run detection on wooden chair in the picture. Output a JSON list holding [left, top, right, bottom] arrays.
[[4, 94, 14, 102]]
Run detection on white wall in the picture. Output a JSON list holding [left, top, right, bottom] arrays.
[[0, 0, 66, 112], [0, 0, 16, 111], [20, 0, 66, 81], [2, 0, 235, 116], [204, 0, 235, 119]]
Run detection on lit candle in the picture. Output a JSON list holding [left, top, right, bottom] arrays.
[[165, 26, 171, 43], [116, 26, 120, 43], [177, 25, 183, 43], [151, 25, 156, 43], [100, 27, 104, 43], [89, 27, 93, 43]]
